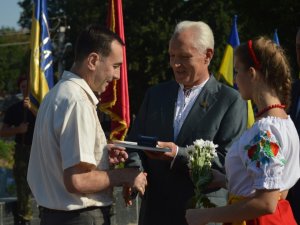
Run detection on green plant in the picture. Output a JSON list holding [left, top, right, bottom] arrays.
[[0, 139, 15, 168]]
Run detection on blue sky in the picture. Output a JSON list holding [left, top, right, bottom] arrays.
[[0, 0, 22, 29]]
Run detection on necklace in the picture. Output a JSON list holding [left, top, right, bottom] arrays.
[[255, 104, 286, 118]]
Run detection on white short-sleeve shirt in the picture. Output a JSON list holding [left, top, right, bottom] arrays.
[[225, 116, 300, 197], [27, 71, 112, 210]]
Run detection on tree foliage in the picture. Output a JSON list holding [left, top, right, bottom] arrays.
[[0, 139, 15, 168], [122, 0, 236, 112], [0, 27, 30, 95], [8, 0, 300, 114], [234, 0, 300, 74]]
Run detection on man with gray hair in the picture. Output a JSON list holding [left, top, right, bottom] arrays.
[[123, 21, 247, 225]]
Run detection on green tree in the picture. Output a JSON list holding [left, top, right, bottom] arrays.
[[234, 0, 300, 77], [17, 0, 235, 113], [123, 0, 235, 112], [16, 0, 300, 113], [0, 27, 30, 95]]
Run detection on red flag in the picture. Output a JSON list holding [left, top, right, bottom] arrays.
[[100, 0, 130, 141]]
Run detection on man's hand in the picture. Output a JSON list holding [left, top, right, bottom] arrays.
[[122, 185, 134, 206], [17, 122, 29, 134], [143, 141, 178, 161], [124, 168, 147, 196], [123, 171, 147, 206], [23, 97, 37, 115], [23, 97, 31, 109], [106, 144, 128, 165]]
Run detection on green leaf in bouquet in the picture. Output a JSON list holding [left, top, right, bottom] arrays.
[[196, 172, 212, 187], [186, 139, 218, 209]]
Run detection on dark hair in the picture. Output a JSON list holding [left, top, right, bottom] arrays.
[[74, 24, 124, 62], [17, 75, 27, 88], [235, 36, 292, 109]]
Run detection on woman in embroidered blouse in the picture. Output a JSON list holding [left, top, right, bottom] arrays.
[[186, 36, 300, 225]]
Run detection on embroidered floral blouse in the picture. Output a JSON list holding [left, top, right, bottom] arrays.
[[225, 116, 300, 197]]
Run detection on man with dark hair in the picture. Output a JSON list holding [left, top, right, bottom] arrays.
[[27, 25, 147, 225], [0, 76, 35, 225], [287, 27, 300, 225]]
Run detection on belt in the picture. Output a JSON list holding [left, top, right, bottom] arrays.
[[39, 205, 110, 214], [15, 143, 31, 147]]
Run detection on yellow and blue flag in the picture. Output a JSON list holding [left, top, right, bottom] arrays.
[[273, 29, 280, 45], [217, 15, 255, 128], [218, 15, 240, 87], [29, 0, 54, 112]]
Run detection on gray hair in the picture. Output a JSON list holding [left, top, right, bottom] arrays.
[[172, 21, 214, 53]]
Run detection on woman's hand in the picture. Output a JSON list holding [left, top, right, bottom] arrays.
[[186, 208, 208, 225]]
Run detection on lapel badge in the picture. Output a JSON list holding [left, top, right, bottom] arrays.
[[200, 101, 208, 109]]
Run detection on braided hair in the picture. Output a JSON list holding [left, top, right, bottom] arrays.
[[235, 36, 292, 109]]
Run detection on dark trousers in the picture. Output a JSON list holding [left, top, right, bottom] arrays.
[[39, 205, 112, 225], [13, 144, 32, 222]]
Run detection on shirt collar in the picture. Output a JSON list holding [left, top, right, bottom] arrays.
[[178, 77, 209, 92], [61, 71, 99, 105]]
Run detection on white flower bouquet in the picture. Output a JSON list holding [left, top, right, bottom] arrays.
[[186, 139, 218, 208]]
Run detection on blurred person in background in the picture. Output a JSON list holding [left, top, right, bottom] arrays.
[[286, 27, 300, 225], [0, 75, 35, 225]]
